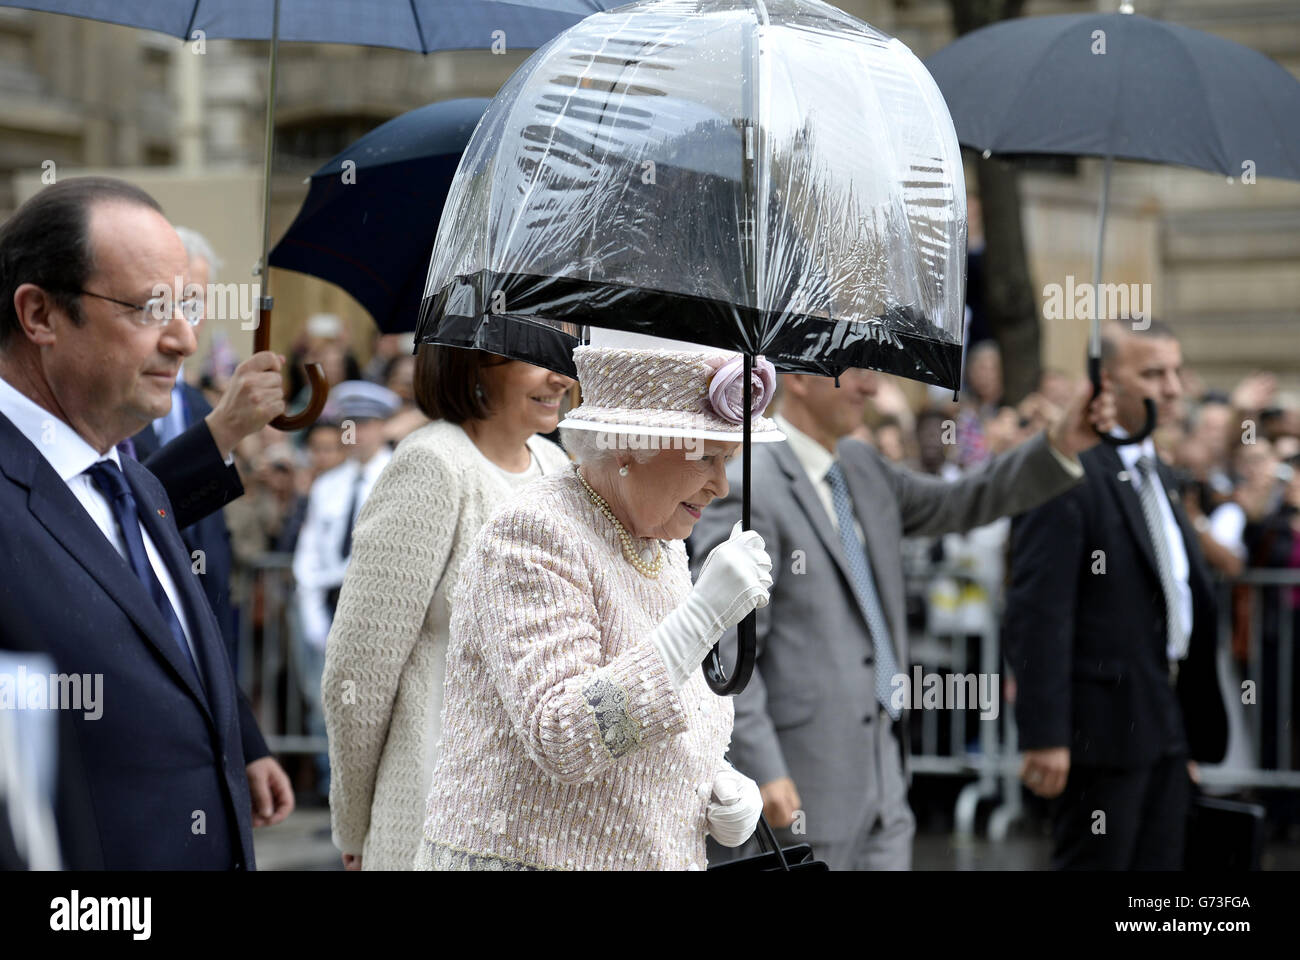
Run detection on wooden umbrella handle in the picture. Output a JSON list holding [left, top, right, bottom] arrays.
[[254, 300, 328, 431]]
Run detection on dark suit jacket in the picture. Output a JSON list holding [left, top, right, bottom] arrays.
[[134, 384, 242, 661], [1005, 445, 1228, 769], [0, 412, 268, 869]]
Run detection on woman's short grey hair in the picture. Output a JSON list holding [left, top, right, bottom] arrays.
[[560, 427, 665, 467], [173, 225, 223, 278]]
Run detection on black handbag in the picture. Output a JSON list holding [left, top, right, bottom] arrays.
[[1184, 792, 1266, 871], [707, 815, 829, 873]]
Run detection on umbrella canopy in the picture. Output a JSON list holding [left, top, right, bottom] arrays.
[[924, 11, 1300, 180], [2, 0, 614, 52], [417, 0, 968, 696], [418, 0, 969, 390], [270, 98, 490, 335]]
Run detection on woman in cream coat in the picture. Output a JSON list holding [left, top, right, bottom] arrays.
[[322, 345, 573, 870]]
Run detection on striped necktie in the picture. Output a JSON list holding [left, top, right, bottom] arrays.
[[1134, 455, 1190, 662], [825, 461, 901, 720]]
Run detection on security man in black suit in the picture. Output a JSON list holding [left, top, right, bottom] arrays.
[[1005, 319, 1227, 870]]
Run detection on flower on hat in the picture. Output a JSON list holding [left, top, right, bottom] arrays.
[[705, 355, 776, 424]]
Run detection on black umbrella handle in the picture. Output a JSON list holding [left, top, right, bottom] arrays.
[[705, 353, 758, 696], [1089, 354, 1155, 446], [704, 615, 758, 696]]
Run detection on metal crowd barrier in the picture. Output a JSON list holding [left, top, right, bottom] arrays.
[[233, 553, 328, 755], [1224, 569, 1297, 777], [232, 552, 1298, 819], [903, 568, 1300, 839]]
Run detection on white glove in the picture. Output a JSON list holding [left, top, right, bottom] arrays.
[[706, 767, 763, 847], [651, 522, 772, 691]]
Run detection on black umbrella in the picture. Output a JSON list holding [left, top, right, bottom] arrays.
[[417, 0, 970, 695], [924, 5, 1300, 444], [270, 99, 490, 335]]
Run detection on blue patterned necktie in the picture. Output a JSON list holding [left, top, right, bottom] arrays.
[[825, 461, 901, 720], [84, 460, 200, 680]]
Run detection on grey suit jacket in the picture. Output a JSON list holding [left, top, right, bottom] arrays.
[[688, 430, 1081, 845]]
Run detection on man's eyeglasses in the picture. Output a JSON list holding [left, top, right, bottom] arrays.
[[71, 288, 203, 328]]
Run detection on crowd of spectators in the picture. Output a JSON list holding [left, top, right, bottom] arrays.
[[861, 340, 1300, 794], [193, 329, 1299, 807]]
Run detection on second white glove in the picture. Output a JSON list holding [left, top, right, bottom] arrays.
[[706, 767, 763, 847]]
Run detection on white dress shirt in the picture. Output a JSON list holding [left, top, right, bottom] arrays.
[[0, 375, 202, 680], [772, 414, 867, 544], [1117, 436, 1194, 658], [293, 448, 394, 650]]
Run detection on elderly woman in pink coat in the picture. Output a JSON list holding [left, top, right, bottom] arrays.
[[417, 332, 782, 870]]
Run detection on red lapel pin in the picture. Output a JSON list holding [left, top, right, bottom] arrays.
[[157, 508, 167, 518]]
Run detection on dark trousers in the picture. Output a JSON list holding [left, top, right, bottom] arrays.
[[1051, 753, 1191, 870]]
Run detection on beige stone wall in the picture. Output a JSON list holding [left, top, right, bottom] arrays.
[[2, 1, 1297, 396], [890, 0, 1300, 396], [1021, 166, 1163, 379]]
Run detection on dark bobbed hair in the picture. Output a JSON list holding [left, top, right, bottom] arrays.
[[0, 176, 164, 348], [412, 342, 510, 423]]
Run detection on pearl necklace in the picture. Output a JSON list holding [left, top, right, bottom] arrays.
[[574, 465, 665, 579]]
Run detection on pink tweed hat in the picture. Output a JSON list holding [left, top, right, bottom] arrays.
[[562, 332, 783, 443]]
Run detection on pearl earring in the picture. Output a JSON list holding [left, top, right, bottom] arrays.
[[619, 465, 629, 477]]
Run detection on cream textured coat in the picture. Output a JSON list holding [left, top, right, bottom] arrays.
[[417, 469, 736, 871], [322, 420, 570, 871]]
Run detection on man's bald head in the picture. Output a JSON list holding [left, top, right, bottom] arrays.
[[1099, 318, 1178, 374], [1099, 319, 1184, 433]]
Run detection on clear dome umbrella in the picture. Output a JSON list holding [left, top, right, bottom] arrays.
[[418, 0, 969, 694]]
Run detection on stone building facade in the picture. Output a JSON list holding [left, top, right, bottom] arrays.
[[1, 1, 1296, 391]]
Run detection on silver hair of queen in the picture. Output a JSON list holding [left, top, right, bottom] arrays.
[[559, 427, 701, 467]]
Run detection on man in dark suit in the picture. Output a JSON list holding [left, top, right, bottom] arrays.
[[0, 176, 293, 869], [1005, 319, 1228, 870]]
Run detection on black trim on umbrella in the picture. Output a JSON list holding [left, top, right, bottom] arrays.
[[422, 311, 582, 379], [416, 270, 964, 390]]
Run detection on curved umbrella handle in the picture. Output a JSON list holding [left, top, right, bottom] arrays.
[[704, 615, 757, 696], [1088, 353, 1155, 447], [255, 298, 329, 431], [704, 352, 759, 696]]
